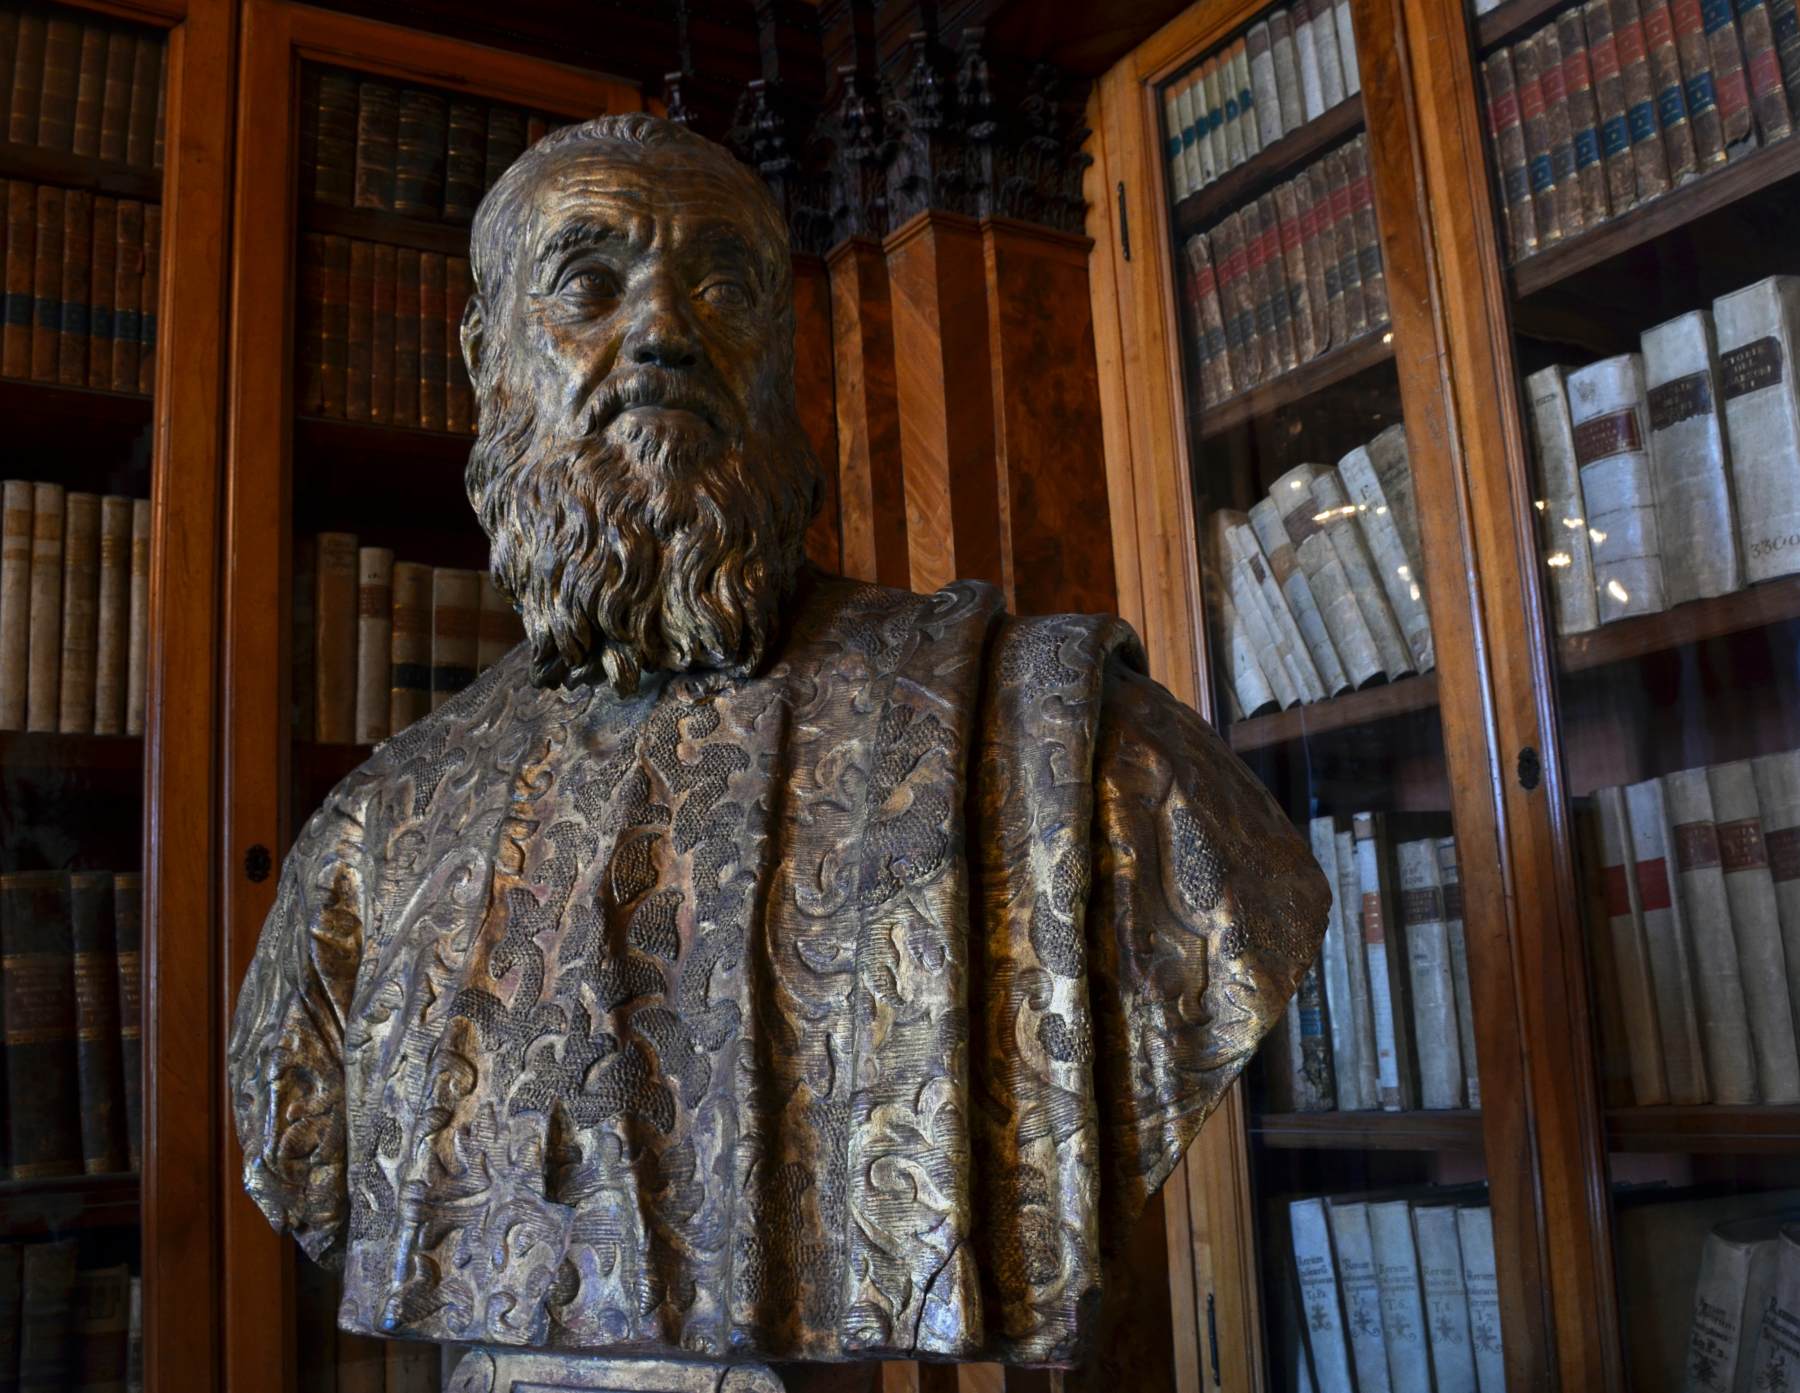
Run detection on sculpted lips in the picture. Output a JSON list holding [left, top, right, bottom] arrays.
[[590, 369, 729, 436]]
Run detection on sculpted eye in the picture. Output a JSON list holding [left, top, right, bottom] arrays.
[[697, 279, 750, 310], [560, 267, 620, 299]]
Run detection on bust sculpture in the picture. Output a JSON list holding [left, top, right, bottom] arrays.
[[228, 113, 1329, 1389]]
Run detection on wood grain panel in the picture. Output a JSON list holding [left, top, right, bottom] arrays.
[[792, 252, 842, 574], [828, 237, 909, 588], [885, 211, 1003, 597], [981, 220, 1117, 618]]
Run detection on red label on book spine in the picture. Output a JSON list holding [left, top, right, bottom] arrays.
[[1636, 856, 1673, 912], [1768, 826, 1800, 883], [1591, 32, 1623, 81], [1617, 18, 1648, 67], [1565, 47, 1596, 90], [1489, 88, 1519, 133], [1649, 1, 1681, 45], [1520, 73, 1548, 120], [1604, 863, 1634, 917], [1715, 65, 1751, 117], [1750, 48, 1783, 95]]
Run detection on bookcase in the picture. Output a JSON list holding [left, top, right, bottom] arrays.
[[1090, 0, 1800, 1384]]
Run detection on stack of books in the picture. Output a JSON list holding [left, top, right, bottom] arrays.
[[294, 234, 474, 433], [1284, 1189, 1504, 1392], [1180, 133, 1389, 410], [0, 1240, 142, 1393], [1588, 751, 1800, 1108], [1481, 0, 1799, 263], [301, 67, 554, 224], [1206, 422, 1429, 721], [1528, 274, 1800, 635], [1, 181, 160, 393], [0, 482, 150, 738], [1, 8, 167, 171], [0, 869, 142, 1181], [1267, 815, 1482, 1115], [1162, 0, 1362, 204], [295, 534, 523, 746]]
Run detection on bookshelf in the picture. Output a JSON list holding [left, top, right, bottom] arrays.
[[1251, 1108, 1487, 1151], [1171, 95, 1366, 234]]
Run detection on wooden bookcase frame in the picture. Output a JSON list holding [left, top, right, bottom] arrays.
[[217, 7, 642, 1388]]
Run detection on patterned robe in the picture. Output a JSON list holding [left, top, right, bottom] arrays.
[[228, 574, 1328, 1367]]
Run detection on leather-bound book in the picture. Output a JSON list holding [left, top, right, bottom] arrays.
[[314, 531, 358, 743], [70, 23, 105, 158], [124, 500, 147, 736], [1, 871, 82, 1179], [138, 204, 158, 394], [1586, 0, 1641, 214], [109, 200, 142, 394], [484, 105, 528, 191], [1640, 0, 1703, 178], [1347, 137, 1387, 326], [477, 572, 521, 672], [17, 1240, 77, 1393], [345, 238, 372, 422], [352, 80, 398, 211], [0, 1244, 19, 1393], [392, 248, 420, 427], [1517, 32, 1565, 244], [294, 234, 324, 416], [1237, 201, 1274, 382], [430, 567, 479, 708], [418, 252, 446, 430], [57, 189, 91, 388], [1485, 45, 1538, 260], [6, 12, 44, 145], [318, 234, 349, 419], [1560, 11, 1614, 231], [1328, 148, 1368, 336], [369, 242, 396, 426], [33, 17, 79, 151], [1211, 211, 1251, 390], [1770, 0, 1800, 120], [69, 870, 126, 1174], [1538, 24, 1587, 237], [290, 533, 315, 738], [29, 184, 63, 384], [25, 483, 63, 735], [0, 480, 30, 730], [445, 99, 486, 222], [57, 491, 100, 735], [446, 255, 472, 432], [388, 561, 432, 732], [124, 35, 158, 168], [1737, 0, 1794, 141], [1178, 235, 1216, 405], [1188, 233, 1233, 404], [1671, 0, 1728, 164], [72, 1266, 128, 1393], [3, 180, 35, 376], [99, 30, 132, 162], [112, 872, 141, 1174], [354, 545, 393, 745], [87, 196, 116, 389], [395, 88, 448, 218], [1613, 0, 1675, 198], [93, 495, 131, 736], [1704, 0, 1758, 153], [312, 69, 357, 206]]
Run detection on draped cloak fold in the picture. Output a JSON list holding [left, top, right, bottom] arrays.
[[227, 575, 1329, 1368]]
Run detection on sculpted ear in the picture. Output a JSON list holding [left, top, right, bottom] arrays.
[[461, 294, 487, 387]]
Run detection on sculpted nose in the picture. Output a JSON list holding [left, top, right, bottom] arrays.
[[622, 278, 701, 370]]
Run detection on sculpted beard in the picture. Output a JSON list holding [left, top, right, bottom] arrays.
[[466, 365, 820, 696]]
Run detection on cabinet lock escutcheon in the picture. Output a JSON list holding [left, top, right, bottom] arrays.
[[1517, 746, 1542, 792], [245, 843, 273, 883]]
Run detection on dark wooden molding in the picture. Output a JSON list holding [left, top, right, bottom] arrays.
[[1251, 1108, 1487, 1152]]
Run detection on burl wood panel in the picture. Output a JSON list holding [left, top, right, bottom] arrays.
[[982, 220, 1117, 618], [885, 210, 1004, 597], [828, 237, 910, 588], [792, 253, 842, 574]]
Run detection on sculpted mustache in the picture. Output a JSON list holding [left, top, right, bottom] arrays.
[[577, 369, 733, 437]]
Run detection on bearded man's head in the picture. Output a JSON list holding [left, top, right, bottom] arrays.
[[461, 113, 821, 696]]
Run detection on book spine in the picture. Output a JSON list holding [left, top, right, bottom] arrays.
[[1, 872, 81, 1179], [1624, 775, 1711, 1102], [112, 873, 141, 1175], [1413, 1205, 1479, 1393], [1664, 767, 1759, 1103], [138, 204, 158, 395], [125, 36, 159, 169], [1249, 496, 1350, 693], [1338, 0, 1362, 94], [1673, 0, 1730, 164], [1569, 351, 1667, 620], [1212, 211, 1250, 391], [1599, 783, 1669, 1102], [69, 871, 125, 1175], [110, 199, 142, 395], [1179, 235, 1216, 407], [1186, 235, 1228, 405], [1517, 33, 1566, 245], [56, 190, 90, 388], [477, 572, 520, 672], [352, 80, 398, 212], [1310, 817, 1367, 1110], [1261, 191, 1299, 372], [99, 32, 133, 164], [1313, 4, 1348, 110], [313, 531, 358, 743], [392, 248, 421, 427], [1289, 1199, 1355, 1390], [1216, 517, 1298, 710], [1438, 837, 1481, 1107], [312, 71, 357, 207], [17, 1240, 77, 1391], [70, 23, 104, 159], [1219, 52, 1245, 173], [1356, 811, 1417, 1112], [431, 567, 479, 708], [1587, 0, 1644, 213], [1213, 589, 1276, 720], [388, 563, 432, 733], [354, 546, 393, 745], [1615, 0, 1676, 198], [1271, 9, 1308, 136], [1233, 520, 1325, 700], [1328, 1201, 1395, 1392], [87, 195, 115, 390], [318, 234, 348, 420], [1399, 838, 1464, 1109], [395, 88, 448, 219], [1704, 0, 1758, 150], [1200, 60, 1224, 189], [1338, 827, 1383, 1105], [418, 251, 447, 431], [1738, 0, 1794, 140], [1284, 959, 1335, 1110], [125, 1276, 141, 1393], [25, 483, 63, 735], [369, 242, 396, 427], [35, 18, 79, 152], [56, 491, 99, 735], [1753, 750, 1800, 1094], [1165, 87, 1192, 203], [1561, 10, 1615, 229], [1336, 443, 1434, 669], [1744, 1225, 1800, 1392], [29, 185, 63, 384], [125, 499, 147, 737], [6, 14, 44, 145], [1310, 465, 1415, 676], [344, 238, 372, 424], [1769, 0, 1800, 121], [1527, 365, 1603, 634], [1348, 137, 1387, 325], [1250, 24, 1284, 146], [1538, 24, 1589, 240], [1647, 0, 1705, 176], [1236, 42, 1262, 163], [1641, 309, 1742, 604], [1717, 276, 1800, 582], [1295, 170, 1334, 359], [1368, 1200, 1433, 1393], [1305, 162, 1345, 348], [1186, 72, 1211, 194], [1456, 1209, 1507, 1393], [1295, 0, 1327, 121], [1273, 466, 1384, 686], [93, 496, 130, 737], [1686, 1225, 1771, 1393], [0, 480, 30, 731], [2, 180, 34, 378], [1329, 148, 1369, 336]]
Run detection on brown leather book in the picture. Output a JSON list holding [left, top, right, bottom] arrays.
[[395, 88, 448, 218], [29, 184, 63, 384], [93, 494, 131, 736], [313, 69, 358, 206], [1347, 138, 1387, 327], [444, 99, 486, 223], [1613, 0, 1674, 200], [125, 34, 159, 168], [1560, 10, 1615, 229], [125, 500, 147, 736], [17, 1239, 77, 1391], [418, 251, 446, 431], [112, 871, 141, 1172], [369, 242, 395, 425], [69, 870, 126, 1175], [25, 482, 62, 734], [1704, 0, 1757, 153], [318, 234, 349, 419], [1273, 179, 1316, 365], [345, 238, 372, 422], [0, 871, 82, 1180], [1537, 24, 1587, 237], [137, 203, 159, 394], [86, 196, 116, 388], [1239, 199, 1277, 381], [1668, 0, 1726, 164], [446, 255, 472, 432], [1328, 148, 1367, 336], [3, 179, 35, 377], [1643, 0, 1702, 177], [1295, 169, 1333, 357], [1585, 0, 1642, 215], [392, 247, 420, 427], [484, 105, 528, 190], [314, 531, 359, 742], [6, 13, 45, 145], [110, 199, 143, 394], [70, 23, 105, 157], [33, 16, 79, 151], [1516, 32, 1565, 245], [352, 80, 398, 211], [1484, 46, 1536, 260], [99, 29, 132, 163], [57, 189, 91, 387], [57, 491, 100, 735], [1738, 0, 1793, 141], [294, 233, 325, 416]]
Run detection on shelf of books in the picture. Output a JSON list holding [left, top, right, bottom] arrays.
[[0, 0, 171, 1384], [1472, 0, 1800, 1375], [1154, 3, 1515, 1388]]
